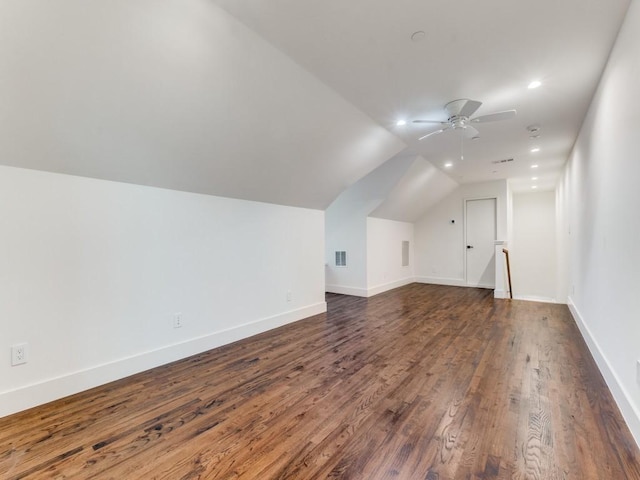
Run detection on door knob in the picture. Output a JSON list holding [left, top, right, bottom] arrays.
[[466, 245, 474, 249]]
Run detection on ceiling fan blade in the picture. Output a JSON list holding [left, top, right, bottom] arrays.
[[446, 99, 482, 118], [413, 119, 448, 124], [471, 109, 517, 123], [464, 125, 480, 139], [459, 99, 483, 117], [418, 128, 447, 140]]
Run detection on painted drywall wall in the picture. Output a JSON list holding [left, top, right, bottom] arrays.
[[555, 182, 570, 305], [557, 0, 640, 445], [511, 191, 557, 302], [0, 0, 405, 210], [366, 218, 415, 296], [325, 216, 368, 296], [506, 180, 514, 247], [325, 152, 416, 296], [414, 180, 507, 286], [0, 166, 326, 417]]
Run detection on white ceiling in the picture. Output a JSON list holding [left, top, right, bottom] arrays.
[[0, 1, 631, 214], [213, 0, 631, 193]]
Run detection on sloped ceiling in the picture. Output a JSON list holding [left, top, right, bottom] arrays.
[[213, 0, 630, 193], [326, 150, 418, 219], [0, 0, 405, 210], [370, 157, 458, 223], [326, 149, 459, 224]]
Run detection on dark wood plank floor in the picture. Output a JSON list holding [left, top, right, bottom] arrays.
[[1, 284, 639, 479]]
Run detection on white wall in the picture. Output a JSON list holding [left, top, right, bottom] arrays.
[[366, 218, 414, 296], [325, 215, 368, 296], [555, 180, 570, 305], [325, 152, 415, 296], [511, 191, 557, 302], [557, 0, 640, 445], [0, 166, 326, 417], [414, 180, 507, 286], [506, 180, 514, 247]]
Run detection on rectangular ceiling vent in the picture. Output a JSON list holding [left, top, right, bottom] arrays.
[[491, 158, 514, 164]]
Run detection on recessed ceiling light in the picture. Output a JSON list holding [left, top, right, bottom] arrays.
[[528, 80, 542, 89], [411, 31, 426, 42], [444, 162, 453, 168], [531, 164, 539, 169], [530, 147, 540, 153], [532, 177, 538, 180], [396, 119, 407, 126], [532, 185, 538, 189]]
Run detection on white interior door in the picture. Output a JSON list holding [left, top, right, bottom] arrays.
[[465, 198, 496, 288]]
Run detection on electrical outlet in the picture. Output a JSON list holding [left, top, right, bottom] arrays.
[[173, 313, 183, 328], [11, 343, 28, 366], [286, 290, 292, 302]]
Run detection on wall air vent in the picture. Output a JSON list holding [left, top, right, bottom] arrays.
[[491, 158, 514, 164], [401, 241, 410, 267], [335, 251, 347, 267]]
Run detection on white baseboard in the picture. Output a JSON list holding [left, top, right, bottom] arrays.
[[568, 297, 640, 449], [472, 283, 496, 289], [0, 302, 327, 419], [513, 294, 557, 304], [416, 276, 494, 290], [367, 277, 415, 297], [494, 289, 509, 299], [415, 276, 466, 287], [325, 284, 368, 297]]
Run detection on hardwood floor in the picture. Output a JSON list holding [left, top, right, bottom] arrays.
[[1, 284, 639, 479]]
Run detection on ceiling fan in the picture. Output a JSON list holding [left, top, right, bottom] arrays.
[[413, 99, 516, 141]]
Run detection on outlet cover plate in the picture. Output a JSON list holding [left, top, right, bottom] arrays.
[[11, 343, 28, 366]]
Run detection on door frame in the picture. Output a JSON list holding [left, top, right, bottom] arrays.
[[463, 196, 497, 287]]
